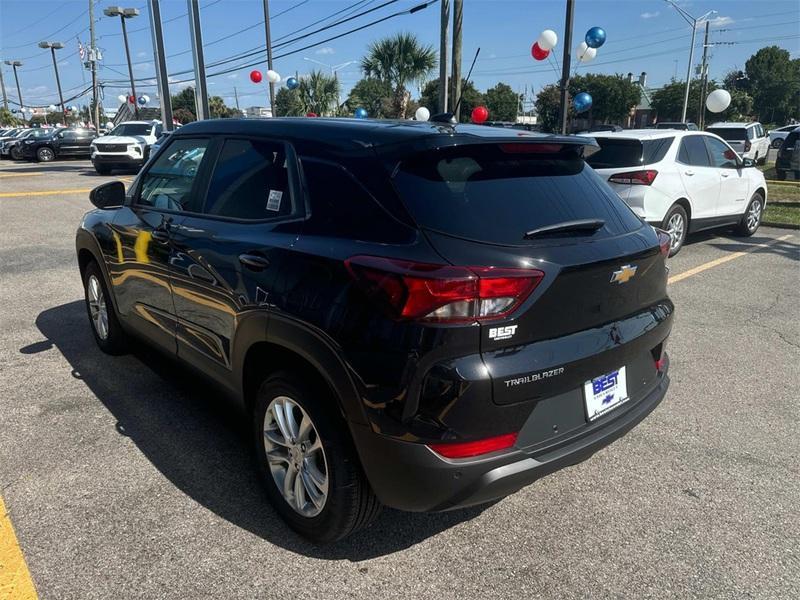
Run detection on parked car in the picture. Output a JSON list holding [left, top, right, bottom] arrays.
[[1, 127, 56, 160], [655, 122, 698, 131], [589, 129, 767, 255], [90, 120, 163, 174], [21, 127, 97, 162], [77, 119, 673, 542], [705, 122, 770, 164], [0, 128, 25, 144], [768, 124, 799, 149], [775, 126, 800, 180], [577, 124, 624, 134]]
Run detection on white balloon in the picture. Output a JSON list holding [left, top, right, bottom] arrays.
[[575, 41, 597, 62], [266, 69, 281, 83], [48, 104, 57, 112], [106, 121, 114, 129], [117, 94, 127, 103], [706, 89, 732, 113], [538, 29, 558, 51], [415, 106, 430, 121], [142, 95, 150, 103]]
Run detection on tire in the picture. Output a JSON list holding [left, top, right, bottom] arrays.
[[253, 371, 381, 543], [772, 138, 783, 149], [661, 204, 688, 257], [734, 193, 764, 237], [776, 169, 787, 181], [82, 260, 127, 354], [94, 164, 111, 175], [36, 146, 55, 162], [10, 146, 23, 160]]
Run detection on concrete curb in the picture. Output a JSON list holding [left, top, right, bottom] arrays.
[[762, 221, 800, 230]]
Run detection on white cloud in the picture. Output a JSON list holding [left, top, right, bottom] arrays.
[[315, 46, 335, 55], [640, 11, 660, 19], [227, 73, 239, 79], [136, 51, 147, 58], [26, 85, 48, 94], [134, 62, 153, 72], [699, 15, 734, 29]]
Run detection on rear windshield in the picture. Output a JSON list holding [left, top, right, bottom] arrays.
[[392, 144, 643, 245], [784, 131, 799, 149], [586, 137, 673, 168], [706, 128, 746, 141]]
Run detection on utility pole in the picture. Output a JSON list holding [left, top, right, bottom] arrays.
[[438, 0, 449, 112], [147, 0, 173, 129], [0, 65, 8, 110], [234, 86, 240, 112], [4, 61, 23, 110], [104, 7, 141, 119], [450, 0, 462, 120], [262, 0, 276, 116], [187, 0, 209, 120], [559, 0, 575, 134], [89, 0, 100, 131], [698, 21, 711, 129]]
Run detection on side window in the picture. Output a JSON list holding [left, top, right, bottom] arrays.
[[300, 158, 411, 242], [137, 137, 209, 212], [703, 136, 738, 169], [61, 131, 78, 141], [747, 127, 755, 141], [678, 136, 710, 167], [203, 138, 297, 220], [155, 124, 163, 137]]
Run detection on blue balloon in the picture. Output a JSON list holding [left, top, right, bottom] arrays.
[[354, 107, 368, 119], [573, 92, 593, 113], [585, 26, 606, 49], [286, 77, 299, 90], [137, 96, 147, 105]]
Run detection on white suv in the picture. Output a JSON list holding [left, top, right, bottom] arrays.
[[90, 120, 162, 174], [588, 129, 767, 256], [704, 122, 770, 164]]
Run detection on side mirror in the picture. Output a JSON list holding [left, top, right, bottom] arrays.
[[90, 181, 126, 209], [741, 157, 756, 168], [57, 132, 64, 138]]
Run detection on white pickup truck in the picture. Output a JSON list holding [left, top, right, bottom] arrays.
[[90, 120, 163, 174]]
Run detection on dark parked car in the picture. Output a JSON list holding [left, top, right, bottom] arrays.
[[655, 122, 698, 131], [76, 119, 673, 542], [775, 127, 800, 180], [1, 127, 56, 160], [21, 127, 97, 162]]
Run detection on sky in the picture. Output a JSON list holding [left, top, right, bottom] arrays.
[[0, 0, 798, 114]]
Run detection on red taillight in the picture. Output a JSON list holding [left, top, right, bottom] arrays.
[[428, 432, 518, 459], [345, 256, 544, 322], [744, 140, 751, 152], [608, 170, 658, 185], [655, 228, 672, 257], [655, 358, 666, 372]]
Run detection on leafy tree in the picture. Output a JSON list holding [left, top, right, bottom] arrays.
[[744, 46, 800, 124], [0, 107, 21, 126], [534, 84, 564, 133], [296, 70, 339, 116], [484, 82, 521, 122], [568, 74, 640, 124], [419, 77, 485, 123], [209, 95, 236, 118], [361, 32, 436, 118], [275, 87, 303, 117], [172, 107, 195, 124], [650, 78, 706, 124], [171, 87, 197, 120], [345, 77, 393, 118]]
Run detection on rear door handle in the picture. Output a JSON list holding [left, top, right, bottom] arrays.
[[684, 170, 695, 176], [239, 254, 270, 270], [721, 172, 730, 178]]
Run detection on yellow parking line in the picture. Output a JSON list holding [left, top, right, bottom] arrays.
[[0, 188, 92, 198], [0, 494, 38, 599], [669, 234, 793, 284], [0, 172, 44, 178]]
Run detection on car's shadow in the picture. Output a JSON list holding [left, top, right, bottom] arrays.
[[24, 300, 488, 560], [682, 230, 799, 262]]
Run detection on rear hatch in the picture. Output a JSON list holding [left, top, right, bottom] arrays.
[[706, 127, 747, 154], [390, 141, 671, 408], [586, 136, 674, 201]]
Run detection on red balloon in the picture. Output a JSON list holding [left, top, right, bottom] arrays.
[[531, 42, 550, 61], [306, 112, 318, 118], [250, 70, 262, 83], [471, 106, 489, 124], [128, 95, 136, 104]]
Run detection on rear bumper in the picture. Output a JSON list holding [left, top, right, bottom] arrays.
[[352, 361, 669, 512]]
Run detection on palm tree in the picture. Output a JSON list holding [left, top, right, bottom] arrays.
[[361, 32, 437, 119], [297, 70, 340, 117]]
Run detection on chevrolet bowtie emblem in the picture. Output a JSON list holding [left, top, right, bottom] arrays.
[[610, 264, 637, 284]]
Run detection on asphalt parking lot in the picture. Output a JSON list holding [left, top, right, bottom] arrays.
[[1, 159, 798, 599]]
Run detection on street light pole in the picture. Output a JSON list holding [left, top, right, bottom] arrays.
[[104, 6, 141, 119], [559, 0, 575, 134], [4, 61, 24, 110], [663, 1, 716, 124], [262, 0, 276, 116], [147, 0, 173, 130], [186, 0, 209, 120], [438, 0, 449, 113], [39, 42, 65, 117], [0, 65, 8, 111]]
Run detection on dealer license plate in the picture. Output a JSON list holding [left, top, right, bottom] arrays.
[[584, 366, 629, 421]]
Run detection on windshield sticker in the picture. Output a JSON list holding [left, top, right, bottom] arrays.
[[266, 189, 283, 212]]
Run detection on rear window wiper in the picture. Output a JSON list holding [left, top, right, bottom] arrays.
[[523, 219, 605, 239]]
